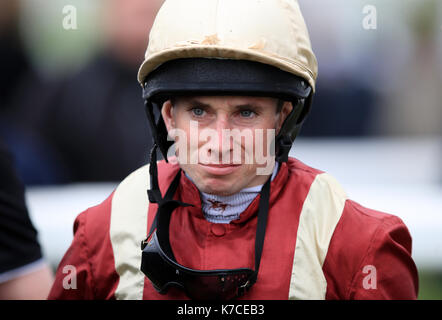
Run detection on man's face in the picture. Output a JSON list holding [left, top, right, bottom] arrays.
[[161, 96, 292, 196]]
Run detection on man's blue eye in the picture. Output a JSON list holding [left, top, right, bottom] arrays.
[[192, 108, 204, 116], [240, 110, 254, 117]]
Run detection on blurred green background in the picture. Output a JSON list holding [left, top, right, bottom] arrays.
[[418, 269, 442, 299]]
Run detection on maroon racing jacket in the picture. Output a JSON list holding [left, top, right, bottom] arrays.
[[48, 158, 418, 299]]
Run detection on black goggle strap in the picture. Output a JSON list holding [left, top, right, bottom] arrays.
[[142, 168, 192, 251], [147, 144, 161, 204], [247, 176, 271, 289], [147, 169, 183, 234]]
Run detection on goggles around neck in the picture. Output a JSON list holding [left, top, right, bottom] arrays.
[[140, 146, 271, 300]]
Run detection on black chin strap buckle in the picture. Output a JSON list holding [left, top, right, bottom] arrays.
[[236, 281, 250, 298], [147, 189, 162, 204], [236, 272, 257, 298]]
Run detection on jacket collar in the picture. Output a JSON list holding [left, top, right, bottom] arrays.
[[173, 162, 290, 224]]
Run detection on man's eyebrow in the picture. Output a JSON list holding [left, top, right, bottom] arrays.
[[180, 99, 265, 111], [186, 100, 212, 109], [234, 103, 264, 111]]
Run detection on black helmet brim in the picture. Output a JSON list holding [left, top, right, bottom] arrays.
[[142, 58, 311, 103]]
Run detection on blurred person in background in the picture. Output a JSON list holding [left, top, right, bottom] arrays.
[[32, 0, 164, 183], [0, 0, 69, 185], [0, 139, 53, 299], [297, 0, 379, 137], [301, 75, 377, 137], [378, 0, 442, 136]]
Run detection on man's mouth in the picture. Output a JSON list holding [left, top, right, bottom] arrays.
[[198, 163, 241, 175], [203, 163, 241, 167]]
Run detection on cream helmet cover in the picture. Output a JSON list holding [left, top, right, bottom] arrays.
[[137, 0, 318, 91]]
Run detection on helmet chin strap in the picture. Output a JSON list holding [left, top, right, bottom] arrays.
[[274, 98, 306, 163], [144, 98, 184, 204], [144, 99, 172, 164], [275, 134, 293, 163], [147, 144, 162, 204]]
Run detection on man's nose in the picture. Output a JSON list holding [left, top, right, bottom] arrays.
[[208, 115, 234, 155]]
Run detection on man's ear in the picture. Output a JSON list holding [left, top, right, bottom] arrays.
[[276, 101, 293, 134], [161, 100, 175, 133]]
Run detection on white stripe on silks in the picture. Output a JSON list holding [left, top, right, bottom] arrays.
[[110, 165, 150, 300], [289, 173, 347, 300]]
